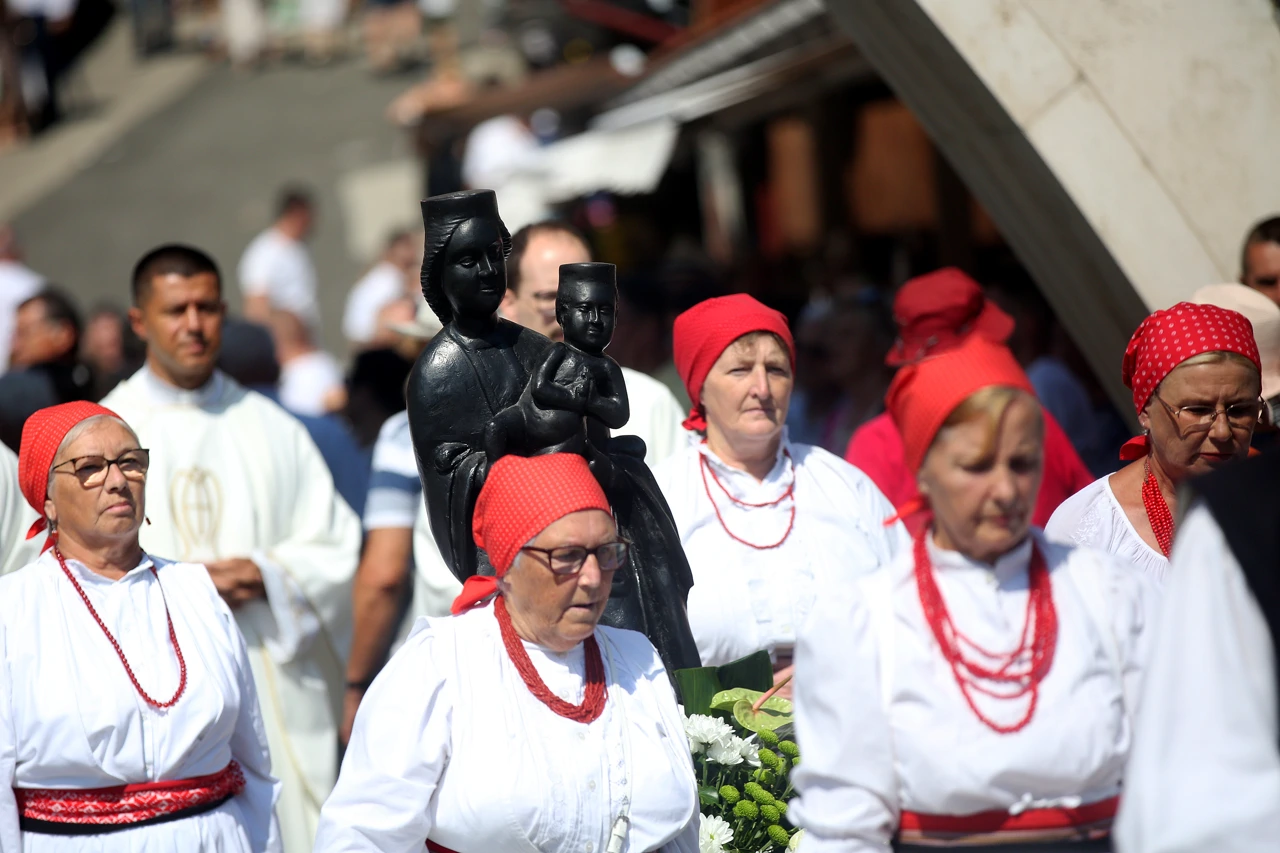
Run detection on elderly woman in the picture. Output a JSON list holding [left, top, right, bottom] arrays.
[[791, 336, 1159, 852], [0, 401, 279, 851], [653, 294, 908, 671], [315, 452, 698, 853], [1047, 302, 1262, 583]]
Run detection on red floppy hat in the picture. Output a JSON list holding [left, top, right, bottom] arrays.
[[452, 453, 612, 614], [887, 268, 1015, 367]]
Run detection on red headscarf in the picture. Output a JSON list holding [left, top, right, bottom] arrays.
[[886, 268, 1015, 366], [1119, 302, 1261, 461], [452, 453, 612, 615], [18, 401, 126, 550], [672, 294, 795, 432], [886, 335, 1036, 474]]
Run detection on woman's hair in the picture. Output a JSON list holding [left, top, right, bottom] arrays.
[[45, 415, 139, 504], [420, 215, 513, 326], [726, 330, 791, 360], [1149, 350, 1261, 405], [934, 386, 1043, 464]]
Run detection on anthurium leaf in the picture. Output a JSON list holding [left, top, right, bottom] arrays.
[[732, 697, 794, 732], [714, 650, 774, 692], [673, 667, 723, 718]]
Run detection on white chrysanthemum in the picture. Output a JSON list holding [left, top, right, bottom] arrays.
[[788, 829, 805, 851], [707, 735, 747, 766], [699, 813, 734, 853], [685, 714, 733, 754], [738, 733, 761, 768]]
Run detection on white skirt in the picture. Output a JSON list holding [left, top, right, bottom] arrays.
[[22, 799, 258, 853]]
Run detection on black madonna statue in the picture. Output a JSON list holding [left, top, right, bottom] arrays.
[[406, 190, 701, 675]]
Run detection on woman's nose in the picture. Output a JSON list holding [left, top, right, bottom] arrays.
[[1208, 410, 1234, 442], [478, 253, 495, 276], [577, 554, 604, 589], [749, 365, 770, 398]]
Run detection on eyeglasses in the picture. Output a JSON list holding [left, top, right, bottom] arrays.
[[518, 541, 630, 575], [1153, 395, 1264, 432], [51, 449, 150, 488]]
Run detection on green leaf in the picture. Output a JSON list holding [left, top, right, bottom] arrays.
[[698, 784, 721, 806], [709, 687, 769, 712], [715, 650, 774, 692], [732, 697, 794, 733], [673, 667, 723, 718]]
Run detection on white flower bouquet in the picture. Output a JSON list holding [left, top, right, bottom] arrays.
[[676, 652, 802, 853]]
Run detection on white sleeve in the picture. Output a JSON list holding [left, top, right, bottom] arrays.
[[224, 600, 283, 853], [238, 240, 273, 297], [0, 627, 19, 853], [0, 445, 39, 577], [312, 629, 452, 852], [1114, 502, 1280, 853], [791, 584, 896, 853]]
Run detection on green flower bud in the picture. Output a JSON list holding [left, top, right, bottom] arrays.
[[790, 755, 801, 767], [733, 799, 759, 820], [743, 782, 764, 800], [758, 769, 777, 786], [757, 729, 780, 747], [758, 748, 781, 770], [775, 800, 788, 815], [749, 786, 776, 806], [719, 785, 740, 805], [767, 824, 792, 846], [778, 740, 800, 758], [760, 804, 781, 824]]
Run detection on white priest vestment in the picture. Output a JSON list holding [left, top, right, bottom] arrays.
[[0, 443, 39, 576], [102, 367, 361, 852]]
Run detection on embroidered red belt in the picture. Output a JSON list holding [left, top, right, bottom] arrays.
[[898, 796, 1119, 846], [15, 761, 245, 836]]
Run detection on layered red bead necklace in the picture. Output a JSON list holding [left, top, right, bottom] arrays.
[[913, 530, 1057, 734], [698, 446, 795, 549], [1141, 457, 1175, 557], [54, 547, 187, 709], [494, 596, 607, 724]]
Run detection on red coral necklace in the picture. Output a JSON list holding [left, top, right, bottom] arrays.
[[1141, 457, 1175, 557], [913, 530, 1057, 734], [54, 547, 187, 709], [699, 447, 795, 550], [494, 596, 607, 724]]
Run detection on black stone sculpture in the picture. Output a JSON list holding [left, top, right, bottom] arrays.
[[406, 190, 702, 676]]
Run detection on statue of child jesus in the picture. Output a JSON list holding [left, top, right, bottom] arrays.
[[485, 262, 646, 463]]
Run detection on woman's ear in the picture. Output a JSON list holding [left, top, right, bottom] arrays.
[[43, 497, 57, 528], [1137, 407, 1151, 433]]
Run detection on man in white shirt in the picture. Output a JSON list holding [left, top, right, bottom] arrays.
[[0, 225, 45, 374], [238, 186, 321, 334], [342, 230, 418, 348], [499, 220, 689, 466], [104, 243, 361, 852]]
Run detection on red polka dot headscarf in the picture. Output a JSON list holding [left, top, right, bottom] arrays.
[[451, 453, 612, 614], [18, 401, 126, 551], [1119, 301, 1261, 460]]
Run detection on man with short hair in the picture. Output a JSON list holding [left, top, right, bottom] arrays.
[[102, 243, 361, 853], [0, 287, 95, 450], [239, 186, 321, 333], [500, 220, 688, 466], [1241, 215, 1280, 306]]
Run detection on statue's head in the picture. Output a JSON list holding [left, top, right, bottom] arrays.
[[420, 190, 512, 326], [556, 263, 617, 355]]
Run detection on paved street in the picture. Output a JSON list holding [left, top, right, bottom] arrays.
[[6, 33, 424, 355]]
